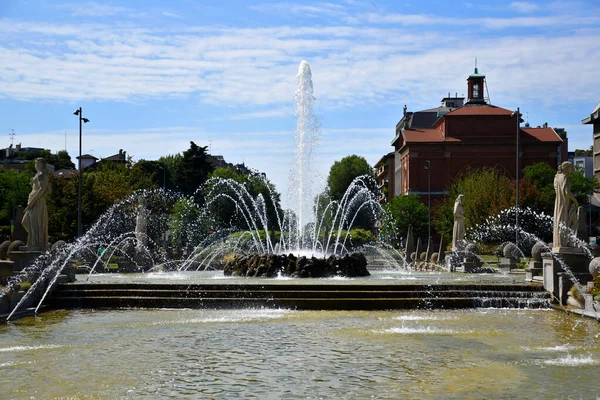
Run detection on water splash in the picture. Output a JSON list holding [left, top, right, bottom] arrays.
[[289, 60, 321, 249]]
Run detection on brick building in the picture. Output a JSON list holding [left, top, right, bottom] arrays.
[[582, 101, 600, 183], [390, 68, 563, 204], [374, 152, 395, 203]]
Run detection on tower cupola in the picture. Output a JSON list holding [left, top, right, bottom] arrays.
[[466, 65, 486, 105]]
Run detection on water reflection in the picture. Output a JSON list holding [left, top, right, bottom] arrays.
[[0, 309, 598, 399]]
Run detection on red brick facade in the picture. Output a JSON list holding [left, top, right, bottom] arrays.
[[390, 69, 563, 204]]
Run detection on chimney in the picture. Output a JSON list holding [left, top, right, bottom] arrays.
[[543, 122, 548, 128], [403, 105, 407, 116]]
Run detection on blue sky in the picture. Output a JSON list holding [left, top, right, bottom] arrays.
[[1, 0, 599, 203]]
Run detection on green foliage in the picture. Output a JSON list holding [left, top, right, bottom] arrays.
[[327, 155, 374, 201], [204, 167, 282, 231], [433, 166, 514, 243], [169, 197, 206, 256], [522, 162, 556, 214], [592, 277, 600, 302], [574, 146, 593, 157], [157, 153, 182, 190], [0, 168, 32, 226], [48, 161, 157, 241], [344, 228, 376, 247], [570, 166, 600, 204], [382, 194, 429, 247], [175, 142, 214, 196], [13, 149, 75, 170], [47, 174, 78, 241], [521, 162, 599, 212]]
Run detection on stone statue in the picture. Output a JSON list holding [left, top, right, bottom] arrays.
[[135, 200, 148, 252], [452, 194, 465, 251], [22, 158, 51, 250], [553, 161, 578, 248]]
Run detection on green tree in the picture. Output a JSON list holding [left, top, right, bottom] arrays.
[[157, 154, 182, 190], [327, 155, 374, 201], [522, 162, 556, 214], [204, 167, 282, 232], [574, 146, 593, 157], [382, 194, 429, 247], [521, 162, 599, 211], [570, 166, 600, 204], [47, 162, 157, 241], [175, 142, 214, 196], [433, 166, 514, 244], [47, 174, 78, 241], [0, 169, 32, 227]]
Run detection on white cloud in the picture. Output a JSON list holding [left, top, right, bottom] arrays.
[[250, 2, 348, 18], [2, 19, 599, 112], [162, 11, 183, 19], [509, 2, 540, 13], [69, 2, 132, 17]]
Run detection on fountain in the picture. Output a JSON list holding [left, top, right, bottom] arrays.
[[0, 61, 557, 321]]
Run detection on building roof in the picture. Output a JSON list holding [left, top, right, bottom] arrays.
[[468, 67, 485, 79], [520, 127, 563, 143], [77, 154, 98, 160], [443, 104, 513, 116], [402, 128, 451, 143], [374, 152, 394, 167], [582, 101, 600, 124]]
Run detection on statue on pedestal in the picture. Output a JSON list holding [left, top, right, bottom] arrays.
[[452, 194, 465, 251], [553, 161, 578, 249], [135, 200, 148, 252], [22, 158, 51, 250]]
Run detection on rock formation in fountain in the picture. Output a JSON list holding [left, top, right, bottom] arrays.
[[22, 158, 51, 251], [452, 194, 465, 251], [223, 252, 369, 278]]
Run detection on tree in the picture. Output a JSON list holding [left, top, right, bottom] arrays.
[[574, 146, 593, 157], [381, 195, 429, 248], [203, 167, 282, 232], [522, 162, 556, 214], [433, 166, 514, 244], [47, 161, 157, 241], [522, 162, 599, 210], [157, 154, 182, 190], [0, 169, 32, 227], [327, 155, 374, 201], [12, 149, 75, 170], [175, 142, 214, 196]]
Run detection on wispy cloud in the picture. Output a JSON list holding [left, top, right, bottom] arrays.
[[509, 1, 540, 13], [69, 2, 132, 17], [250, 2, 348, 18], [162, 11, 183, 19]]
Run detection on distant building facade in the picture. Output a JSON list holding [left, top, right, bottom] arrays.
[[374, 152, 395, 203], [391, 68, 564, 204], [582, 101, 600, 183]]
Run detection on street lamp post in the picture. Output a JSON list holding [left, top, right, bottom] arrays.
[[512, 107, 520, 248], [425, 160, 431, 239], [73, 107, 89, 238]]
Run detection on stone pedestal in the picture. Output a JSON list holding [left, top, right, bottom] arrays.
[[542, 249, 592, 305], [525, 261, 543, 281], [499, 257, 518, 272], [7, 250, 44, 272], [0, 260, 15, 285]]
